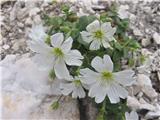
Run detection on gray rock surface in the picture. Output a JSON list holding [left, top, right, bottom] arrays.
[[1, 54, 80, 119]]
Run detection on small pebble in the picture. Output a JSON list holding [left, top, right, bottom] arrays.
[[2, 44, 10, 50]]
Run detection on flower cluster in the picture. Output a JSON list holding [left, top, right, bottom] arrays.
[[28, 20, 135, 104], [27, 7, 141, 118]]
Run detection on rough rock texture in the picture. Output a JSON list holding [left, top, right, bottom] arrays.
[[1, 0, 160, 120], [118, 1, 160, 119], [1, 54, 80, 119]]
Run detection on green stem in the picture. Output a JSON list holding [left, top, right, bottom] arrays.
[[96, 99, 107, 120], [102, 99, 106, 112], [48, 26, 55, 35], [57, 95, 63, 102], [122, 39, 131, 48]]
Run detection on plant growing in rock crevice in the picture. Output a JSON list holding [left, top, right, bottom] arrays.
[[28, 2, 141, 120]]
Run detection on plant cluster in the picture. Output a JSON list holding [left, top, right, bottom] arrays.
[[28, 3, 141, 120]]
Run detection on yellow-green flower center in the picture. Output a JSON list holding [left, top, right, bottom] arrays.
[[52, 47, 64, 57], [74, 80, 81, 86], [94, 30, 104, 40], [101, 71, 114, 83]]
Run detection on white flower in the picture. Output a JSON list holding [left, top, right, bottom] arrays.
[[81, 20, 116, 50], [60, 76, 86, 98], [29, 24, 47, 42], [28, 31, 84, 80], [125, 111, 139, 120], [80, 55, 135, 103]]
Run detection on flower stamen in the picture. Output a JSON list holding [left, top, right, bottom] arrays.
[[101, 71, 114, 83], [94, 30, 104, 40], [73, 80, 81, 87], [52, 47, 64, 57]]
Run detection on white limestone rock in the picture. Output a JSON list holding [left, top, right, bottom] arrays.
[[133, 28, 143, 36], [137, 74, 158, 99], [153, 32, 160, 45], [158, 72, 160, 81], [1, 55, 80, 119], [29, 7, 40, 17], [151, 49, 160, 72], [139, 98, 156, 111], [127, 96, 141, 110], [127, 96, 156, 111], [141, 38, 151, 47], [145, 104, 160, 119], [118, 5, 130, 19], [2, 44, 10, 50]]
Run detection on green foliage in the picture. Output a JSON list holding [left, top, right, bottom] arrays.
[[76, 15, 97, 31], [105, 98, 128, 120], [96, 98, 128, 120], [49, 69, 56, 80], [45, 35, 51, 45], [51, 101, 59, 110]]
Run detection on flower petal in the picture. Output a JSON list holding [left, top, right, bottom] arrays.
[[125, 111, 139, 120], [114, 69, 135, 86], [91, 56, 106, 72], [107, 83, 128, 103], [51, 33, 64, 47], [86, 20, 100, 32], [101, 22, 112, 33], [88, 83, 100, 98], [103, 55, 113, 72], [130, 111, 139, 120], [80, 68, 99, 84], [29, 24, 46, 42], [60, 83, 74, 95], [95, 86, 108, 103], [88, 83, 108, 103], [80, 31, 93, 43], [61, 37, 73, 53], [54, 59, 71, 79], [27, 40, 52, 55], [102, 40, 111, 48], [32, 54, 55, 71], [65, 50, 84, 66], [91, 55, 113, 72], [101, 22, 116, 41], [72, 86, 86, 98], [114, 83, 128, 99], [89, 40, 101, 50]]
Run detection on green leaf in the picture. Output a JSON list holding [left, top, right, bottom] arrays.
[[61, 4, 70, 13], [45, 35, 51, 45], [44, 16, 63, 28], [70, 28, 80, 39], [112, 50, 123, 62], [128, 58, 135, 67], [76, 15, 96, 31], [105, 98, 128, 120], [123, 48, 129, 58], [60, 26, 70, 33], [114, 42, 123, 51], [77, 35, 88, 47], [49, 69, 56, 80], [139, 54, 146, 64], [51, 101, 59, 110]]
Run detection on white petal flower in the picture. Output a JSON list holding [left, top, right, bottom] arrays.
[[60, 76, 86, 98], [80, 55, 135, 103], [125, 111, 139, 120], [28, 29, 84, 80], [29, 24, 47, 42], [81, 20, 116, 50]]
